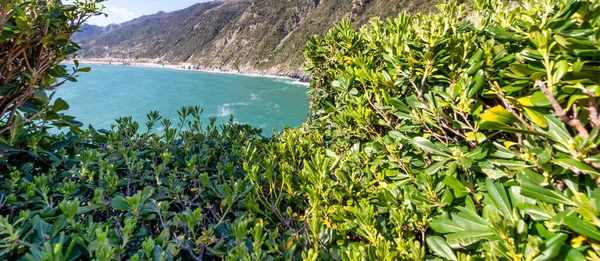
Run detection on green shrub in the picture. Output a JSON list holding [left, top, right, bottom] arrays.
[[304, 0, 600, 259], [1, 106, 318, 260], [2, 0, 600, 260], [0, 0, 103, 135]]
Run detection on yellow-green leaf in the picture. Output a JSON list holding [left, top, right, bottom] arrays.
[[523, 107, 548, 128], [517, 96, 534, 107], [480, 106, 517, 124], [466, 132, 487, 143]]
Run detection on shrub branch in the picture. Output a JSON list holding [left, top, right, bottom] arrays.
[[537, 80, 590, 138]]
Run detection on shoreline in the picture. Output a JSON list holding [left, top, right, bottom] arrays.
[[64, 58, 310, 84]]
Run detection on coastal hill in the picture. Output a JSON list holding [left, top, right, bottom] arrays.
[[75, 0, 437, 78]]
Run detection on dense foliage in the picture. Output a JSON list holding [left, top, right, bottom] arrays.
[[0, 0, 103, 134], [304, 0, 600, 259], [1, 0, 600, 260]]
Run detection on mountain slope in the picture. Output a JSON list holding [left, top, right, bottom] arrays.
[[77, 0, 437, 77]]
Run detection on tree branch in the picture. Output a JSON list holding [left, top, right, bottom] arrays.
[[537, 80, 589, 138], [0, 107, 46, 134]]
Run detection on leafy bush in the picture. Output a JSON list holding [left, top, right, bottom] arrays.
[[304, 0, 600, 259], [1, 106, 319, 260], [0, 0, 103, 135], [2, 0, 600, 260]]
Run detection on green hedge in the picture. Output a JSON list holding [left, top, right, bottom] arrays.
[[304, 0, 600, 259], [1, 0, 600, 260]]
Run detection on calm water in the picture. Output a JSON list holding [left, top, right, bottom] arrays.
[[55, 64, 309, 134]]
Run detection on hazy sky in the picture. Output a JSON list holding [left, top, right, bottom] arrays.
[[81, 0, 211, 26]]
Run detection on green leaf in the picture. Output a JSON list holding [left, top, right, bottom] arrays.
[[533, 233, 568, 261], [520, 181, 576, 206], [443, 175, 469, 195], [53, 98, 70, 112], [485, 180, 513, 220], [489, 142, 517, 159], [572, 61, 584, 73], [412, 137, 451, 157], [388, 98, 406, 110], [76, 206, 96, 215], [0, 142, 21, 154], [517, 96, 535, 107], [517, 203, 552, 221], [32, 215, 50, 242], [325, 149, 338, 159], [426, 159, 450, 175], [453, 207, 489, 230], [78, 67, 91, 72], [15, 17, 29, 30], [13, 6, 26, 17], [426, 236, 458, 261], [49, 216, 69, 239], [558, 246, 586, 261], [553, 157, 600, 177], [542, 115, 571, 146], [482, 168, 510, 179], [0, 31, 15, 42], [430, 217, 464, 234], [111, 196, 130, 211], [445, 230, 495, 247], [531, 91, 551, 107], [388, 130, 406, 140], [564, 215, 600, 241], [467, 69, 485, 98], [553, 60, 569, 82], [487, 159, 532, 170]]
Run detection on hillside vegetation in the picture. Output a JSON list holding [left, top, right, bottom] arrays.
[[76, 0, 437, 77], [2, 0, 600, 260]]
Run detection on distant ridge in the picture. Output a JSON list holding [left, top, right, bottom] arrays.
[[76, 0, 437, 78]]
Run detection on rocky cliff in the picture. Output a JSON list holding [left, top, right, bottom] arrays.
[[76, 0, 437, 77]]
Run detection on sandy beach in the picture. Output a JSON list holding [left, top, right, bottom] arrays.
[[64, 58, 309, 84]]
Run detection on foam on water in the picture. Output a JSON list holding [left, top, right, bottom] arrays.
[[217, 102, 248, 117]]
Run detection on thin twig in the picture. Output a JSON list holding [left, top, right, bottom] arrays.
[[0, 108, 47, 134], [111, 218, 126, 246], [16, 239, 43, 250]]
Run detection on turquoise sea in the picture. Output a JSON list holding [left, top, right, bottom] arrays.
[[55, 64, 310, 134]]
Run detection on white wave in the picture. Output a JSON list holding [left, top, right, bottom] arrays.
[[217, 102, 248, 117], [274, 78, 309, 86]]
